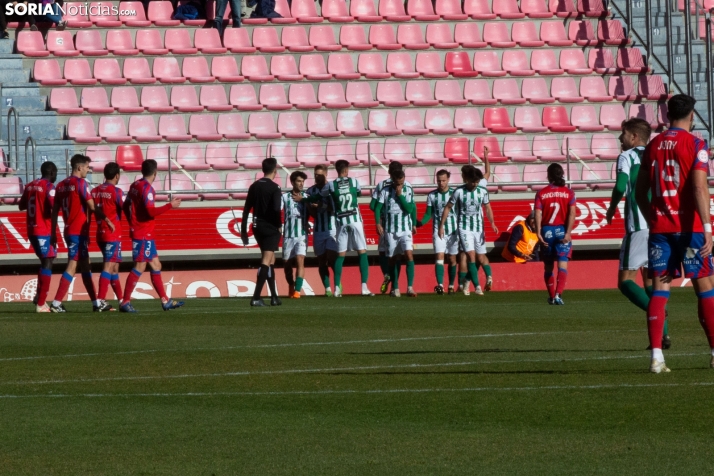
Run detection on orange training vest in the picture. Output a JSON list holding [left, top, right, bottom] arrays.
[[502, 221, 539, 263]]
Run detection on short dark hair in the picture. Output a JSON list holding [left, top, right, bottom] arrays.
[[621, 118, 652, 143], [461, 165, 477, 182], [474, 168, 484, 181], [141, 159, 158, 177], [70, 154, 91, 171], [335, 159, 350, 174], [262, 157, 277, 175], [290, 171, 307, 184], [388, 161, 403, 174], [40, 161, 56, 178], [314, 164, 328, 173], [436, 169, 450, 178], [547, 163, 566, 187], [667, 94, 696, 122], [103, 162, 120, 181], [391, 169, 405, 180]]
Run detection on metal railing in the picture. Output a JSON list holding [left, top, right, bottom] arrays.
[[6, 106, 18, 171], [23, 136, 36, 184]]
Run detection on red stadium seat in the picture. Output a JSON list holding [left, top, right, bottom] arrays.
[[227, 172, 254, 199], [297, 141, 327, 166], [64, 59, 97, 85], [299, 55, 331, 80], [494, 165, 527, 191], [416, 52, 448, 78], [51, 89, 82, 114], [86, 145, 114, 171], [236, 143, 266, 168], [94, 58, 126, 85], [426, 23, 458, 49], [379, 0, 410, 21], [435, 80, 467, 105], [371, 24, 401, 50], [341, 25, 372, 51], [111, 87, 144, 113], [415, 138, 448, 164], [580, 76, 612, 101], [212, 56, 244, 83], [454, 108, 487, 133], [425, 109, 458, 134], [560, 49, 593, 74], [406, 167, 433, 193], [551, 77, 583, 102], [578, 0, 607, 17], [608, 75, 638, 101], [248, 112, 281, 139], [120, 1, 151, 26], [196, 173, 229, 200], [319, 83, 350, 108], [338, 110, 369, 136], [569, 20, 597, 46], [206, 143, 238, 170], [355, 139, 382, 165], [521, 77, 554, 104], [484, 107, 517, 133], [464, 0, 495, 18], [136, 29, 168, 55], [502, 50, 535, 76], [81, 88, 114, 114], [515, 106, 548, 132], [242, 56, 275, 82], [288, 84, 319, 109], [310, 25, 342, 51], [563, 134, 596, 160], [474, 136, 507, 162], [406, 81, 438, 106], [484, 22, 516, 47], [473, 51, 506, 77], [446, 51, 479, 77], [278, 112, 311, 138], [570, 104, 605, 131], [99, 116, 130, 143], [600, 104, 626, 130], [398, 24, 429, 49], [75, 30, 109, 56], [115, 145, 144, 171], [253, 27, 285, 53], [17, 31, 49, 57], [176, 143, 209, 171], [543, 105, 576, 132], [387, 52, 420, 79], [64, 2, 92, 27], [271, 55, 304, 81], [444, 137, 469, 163], [493, 78, 525, 104], [195, 29, 227, 54], [292, 0, 323, 22], [531, 49, 564, 75], [328, 54, 359, 79], [369, 110, 400, 135], [326, 140, 359, 165], [588, 48, 618, 74], [183, 57, 216, 85], [464, 79, 496, 105], [358, 53, 390, 79], [0, 177, 22, 204], [190, 115, 222, 141], [230, 84, 261, 111], [512, 21, 545, 47], [504, 136, 537, 163], [533, 136, 564, 162], [322, 0, 353, 21], [153, 57, 186, 83], [33, 59, 66, 85], [200, 85, 232, 112], [140, 86, 173, 113], [408, 0, 440, 20], [591, 133, 620, 160], [540, 20, 573, 46], [617, 48, 648, 73], [522, 0, 553, 17], [164, 174, 198, 201], [455, 23, 487, 48], [223, 28, 255, 53], [148, 1, 180, 26], [47, 31, 79, 57], [129, 115, 162, 142], [639, 75, 669, 100], [436, 0, 467, 19], [397, 109, 429, 135], [269, 142, 300, 167], [218, 114, 250, 139], [346, 82, 378, 107], [628, 103, 658, 128], [584, 162, 616, 190], [384, 138, 416, 164], [494, 0, 525, 17], [550, 0, 577, 17], [377, 81, 408, 107], [351, 0, 382, 21], [159, 115, 191, 141], [282, 26, 314, 53], [598, 20, 629, 45], [89, 1, 121, 26], [107, 30, 139, 56]]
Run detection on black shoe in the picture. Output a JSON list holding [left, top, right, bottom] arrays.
[[1, 31, 9, 40], [93, 300, 113, 312], [662, 334, 672, 350], [250, 298, 266, 307], [270, 296, 282, 306], [49, 302, 67, 313]]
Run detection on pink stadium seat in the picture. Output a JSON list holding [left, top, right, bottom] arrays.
[[522, 77, 554, 104], [617, 48, 648, 73], [356, 139, 383, 165], [608, 75, 638, 101], [338, 110, 370, 136], [242, 56, 274, 82], [580, 76, 612, 101], [484, 22, 516, 47], [436, 0, 467, 19], [563, 134, 596, 160], [141, 86, 174, 112], [94, 58, 126, 85], [370, 24, 400, 50], [51, 89, 82, 114], [598, 19, 628, 45], [560, 49, 593, 74], [658, 103, 668, 128], [297, 141, 327, 166], [589, 48, 618, 74], [86, 145, 114, 171], [120, 1, 151, 26], [212, 56, 244, 83], [446, 51, 479, 77], [106, 30, 139, 56], [281, 26, 313, 53], [252, 27, 285, 53], [298, 55, 331, 81], [540, 20, 573, 46], [159, 115, 192, 141], [68, 117, 100, 143], [628, 103, 658, 128], [531, 49, 564, 75], [591, 133, 620, 159], [384, 138, 416, 164], [584, 162, 616, 190], [148, 1, 180, 26], [218, 114, 250, 139], [328, 54, 360, 79], [309, 25, 342, 51], [146, 144, 176, 171], [81, 88, 114, 114], [341, 25, 372, 51], [278, 112, 311, 138], [494, 0, 525, 17], [345, 82, 377, 107], [46, 31, 79, 57], [454, 22, 487, 48], [396, 109, 429, 135], [288, 83, 320, 109], [269, 142, 300, 167], [425, 109, 458, 134], [455, 108, 487, 133], [33, 59, 66, 85], [351, 0, 382, 21], [426, 23, 458, 49], [464, 79, 496, 104], [358, 53, 390, 79], [326, 140, 359, 165], [271, 55, 303, 81], [551, 77, 583, 102], [248, 112, 281, 139], [129, 116, 162, 142], [533, 136, 564, 162], [406, 167, 433, 192], [578, 0, 607, 17], [176, 143, 209, 171], [377, 81, 408, 107], [398, 24, 428, 49], [473, 51, 506, 77], [504, 136, 536, 163], [550, 0, 577, 17], [600, 104, 626, 130], [64, 2, 92, 27], [379, 0, 410, 21], [89, 1, 121, 26], [183, 57, 216, 84], [136, 29, 168, 55], [111, 87, 144, 113], [322, 0, 353, 21], [320, 83, 351, 108], [223, 28, 255, 53], [154, 57, 186, 83], [164, 174, 198, 201], [502, 50, 535, 76], [639, 75, 669, 100], [416, 52, 448, 78], [415, 138, 448, 164], [17, 31, 49, 57], [515, 106, 548, 132], [569, 20, 597, 46], [75, 30, 109, 56], [522, 0, 553, 17], [194, 29, 227, 55], [445, 137, 470, 163], [464, 0, 496, 19], [236, 143, 266, 168], [543, 106, 576, 132], [408, 0, 440, 20], [227, 172, 254, 199], [387, 52, 419, 79], [190, 115, 222, 141], [563, 164, 585, 190], [292, 0, 323, 22], [206, 143, 238, 170], [370, 109, 401, 135], [64, 59, 97, 85], [200, 85, 232, 112], [196, 173, 229, 200], [512, 21, 545, 47], [435, 80, 467, 105], [0, 177, 23, 204], [406, 81, 438, 106], [307, 111, 340, 137], [474, 136, 507, 162], [493, 78, 525, 104], [99, 116, 130, 143], [494, 164, 527, 191]]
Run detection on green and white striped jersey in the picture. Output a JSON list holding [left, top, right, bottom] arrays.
[[327, 177, 362, 226], [378, 183, 415, 233], [306, 183, 336, 234], [449, 185, 490, 232], [373, 178, 412, 225], [616, 146, 648, 233], [281, 191, 309, 238], [427, 188, 457, 235]]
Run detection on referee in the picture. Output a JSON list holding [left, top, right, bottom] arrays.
[[241, 157, 283, 307]]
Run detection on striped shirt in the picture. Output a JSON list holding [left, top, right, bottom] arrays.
[[378, 183, 415, 233], [327, 177, 362, 226], [449, 185, 490, 232], [306, 184, 336, 234], [373, 178, 412, 226], [281, 191, 309, 238], [616, 146, 648, 233], [427, 188, 457, 235]]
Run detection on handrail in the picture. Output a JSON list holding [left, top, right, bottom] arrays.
[[24, 136, 36, 183], [6, 106, 17, 172]]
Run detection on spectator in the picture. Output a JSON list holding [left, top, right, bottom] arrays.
[[249, 0, 281, 20], [38, 0, 67, 30], [501, 212, 540, 263], [0, 0, 10, 38], [213, 0, 241, 34]]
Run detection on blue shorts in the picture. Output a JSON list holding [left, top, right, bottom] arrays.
[[98, 241, 122, 263], [541, 225, 572, 262], [648, 232, 714, 279], [29, 235, 57, 259], [132, 239, 158, 263], [66, 234, 90, 261]]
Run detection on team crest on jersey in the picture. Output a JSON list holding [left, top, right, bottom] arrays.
[[49, 190, 55, 197], [697, 150, 709, 164], [147, 192, 154, 201]]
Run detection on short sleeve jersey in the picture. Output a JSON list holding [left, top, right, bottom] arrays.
[[534, 184, 576, 227], [55, 176, 91, 236], [306, 183, 336, 234], [378, 183, 415, 233], [641, 128, 710, 233], [449, 185, 490, 232], [91, 183, 124, 242], [126, 178, 159, 240], [19, 178, 55, 236], [281, 191, 309, 238], [427, 188, 456, 235], [327, 177, 362, 226], [616, 146, 648, 233]]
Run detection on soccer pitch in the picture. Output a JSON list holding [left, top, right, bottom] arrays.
[[1, 290, 713, 475]]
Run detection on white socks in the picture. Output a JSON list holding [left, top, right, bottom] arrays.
[[711, 348, 714, 357], [52, 300, 61, 307], [362, 283, 370, 293], [652, 348, 664, 362]]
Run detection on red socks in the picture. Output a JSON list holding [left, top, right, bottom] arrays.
[[111, 274, 122, 300], [98, 271, 111, 301], [697, 291, 714, 348], [544, 272, 555, 299], [555, 268, 568, 295], [647, 290, 669, 349], [122, 269, 142, 305], [37, 268, 52, 306], [53, 272, 73, 303], [151, 271, 168, 302]]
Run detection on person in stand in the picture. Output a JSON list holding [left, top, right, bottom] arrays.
[[213, 0, 240, 35]]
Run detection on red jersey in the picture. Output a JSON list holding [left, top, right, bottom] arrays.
[[55, 175, 91, 236], [535, 184, 576, 226], [91, 182, 124, 242], [125, 178, 171, 240], [19, 178, 55, 236], [641, 128, 710, 234]]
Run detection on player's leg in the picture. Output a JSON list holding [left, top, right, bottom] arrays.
[[389, 251, 401, 298], [435, 251, 445, 294], [266, 251, 281, 305], [333, 226, 348, 296], [543, 260, 556, 303], [618, 230, 650, 311], [294, 253, 305, 298], [466, 250, 481, 295], [646, 233, 676, 372], [447, 253, 458, 294], [618, 268, 649, 311], [479, 255, 493, 291], [353, 223, 373, 296], [31, 236, 55, 312], [314, 235, 331, 295], [473, 231, 488, 294], [458, 251, 469, 294], [378, 233, 391, 294], [251, 249, 274, 304], [50, 235, 80, 312], [146, 254, 182, 310], [552, 227, 571, 304], [97, 242, 114, 303], [405, 247, 416, 297], [284, 240, 295, 296], [75, 236, 99, 309], [109, 260, 122, 302]]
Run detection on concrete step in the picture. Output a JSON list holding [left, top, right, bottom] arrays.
[[0, 120, 63, 141], [0, 69, 30, 83], [2, 83, 41, 97], [0, 96, 47, 113]]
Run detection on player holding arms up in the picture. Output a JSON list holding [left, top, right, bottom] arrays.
[[370, 161, 404, 294], [18, 161, 57, 312], [282, 171, 309, 299], [49, 154, 111, 313], [635, 94, 714, 373], [306, 164, 338, 296], [120, 159, 184, 313], [535, 163, 576, 305], [375, 169, 417, 297], [418, 169, 459, 295]]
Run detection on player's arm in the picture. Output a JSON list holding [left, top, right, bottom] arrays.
[[534, 207, 546, 246], [409, 201, 417, 234], [18, 187, 28, 211], [240, 187, 254, 245], [50, 197, 60, 247], [374, 202, 384, 236], [417, 204, 432, 228], [483, 146, 491, 181], [508, 224, 530, 261], [439, 201, 454, 239], [635, 147, 652, 225], [484, 203, 498, 235], [606, 171, 628, 225], [122, 195, 132, 223], [693, 168, 713, 256], [562, 204, 576, 244]]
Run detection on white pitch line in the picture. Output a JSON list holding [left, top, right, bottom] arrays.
[[0, 329, 641, 363], [3, 351, 703, 387]]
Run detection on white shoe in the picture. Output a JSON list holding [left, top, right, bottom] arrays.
[[474, 286, 484, 296], [462, 284, 470, 296], [650, 359, 671, 374], [390, 289, 401, 298], [333, 287, 342, 298], [710, 356, 714, 369], [36, 304, 50, 313]]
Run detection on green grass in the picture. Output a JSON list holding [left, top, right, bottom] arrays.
[[1, 289, 713, 475]]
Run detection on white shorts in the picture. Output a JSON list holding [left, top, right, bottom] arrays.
[[378, 233, 388, 253], [433, 231, 459, 255], [619, 229, 648, 271], [386, 231, 413, 257], [336, 222, 367, 253], [313, 231, 338, 256], [283, 236, 307, 260], [459, 229, 487, 254]]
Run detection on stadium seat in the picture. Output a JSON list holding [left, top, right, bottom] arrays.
[[570, 105, 604, 131], [338, 110, 370, 136], [116, 144, 144, 171], [17, 31, 49, 57], [550, 0, 577, 17], [521, 0, 554, 17], [176, 143, 210, 170], [64, 2, 92, 27], [292, 0, 323, 22], [328, 54, 360, 79], [657, 103, 669, 127], [322, 0, 353, 21], [464, 0, 496, 18], [543, 106, 576, 132], [560, 49, 593, 74], [212, 56, 244, 83], [200, 85, 233, 112], [533, 137, 564, 162], [227, 172, 254, 199], [148, 1, 180, 26], [436, 0, 468, 19], [446, 51, 479, 77], [502, 50, 535, 76], [584, 162, 616, 190], [504, 136, 537, 163], [494, 165, 527, 191], [205, 143, 238, 170], [371, 24, 400, 50], [171, 85, 203, 112], [136, 29, 169, 55], [306, 111, 339, 137], [350, 0, 382, 21], [296, 55, 329, 81], [551, 77, 583, 102], [464, 79, 496, 105], [454, 108, 487, 133], [416, 52, 448, 78], [120, 1, 150, 26], [341, 25, 372, 50], [563, 134, 596, 160], [408, 0, 440, 20], [190, 115, 223, 141], [94, 58, 127, 85], [46, 31, 79, 57], [540, 20, 573, 46], [473, 51, 506, 77], [628, 103, 658, 128], [578, 0, 608, 17], [86, 145, 114, 171], [154, 57, 186, 83], [600, 104, 626, 130], [484, 107, 517, 133], [358, 53, 390, 79], [454, 22, 487, 48], [141, 86, 174, 113], [165, 174, 199, 201], [64, 59, 97, 85], [129, 115, 162, 142], [609, 75, 638, 101], [598, 19, 628, 45], [278, 112, 311, 138], [309, 26, 342, 52], [514, 106, 548, 132], [253, 27, 285, 53], [33, 59, 66, 85], [296, 141, 326, 166], [319, 83, 351, 108], [81, 88, 114, 114], [406, 167, 433, 193], [568, 20, 597, 46], [0, 176, 23, 204], [379, 0, 410, 20], [397, 24, 428, 49], [522, 77, 554, 104], [484, 23, 516, 48], [426, 23, 458, 49], [580, 76, 612, 101], [370, 109, 401, 135], [281, 26, 313, 53], [218, 114, 250, 139], [444, 137, 470, 163], [406, 81, 439, 106], [474, 136, 507, 162], [326, 140, 359, 165], [494, 0, 525, 17], [159, 115, 192, 141], [89, 1, 121, 26], [269, 142, 300, 167], [75, 30, 109, 56], [377, 81, 408, 107], [348, 82, 379, 108], [286, 84, 318, 110], [563, 164, 586, 190], [99, 116, 130, 143], [194, 29, 227, 55], [272, 55, 304, 81], [107, 30, 139, 56], [415, 138, 448, 164], [355, 139, 383, 165], [236, 143, 266, 169], [242, 56, 275, 82], [639, 75, 669, 100], [223, 28, 255, 53], [146, 144, 175, 172], [111, 87, 144, 113], [512, 21, 545, 47], [589, 48, 618, 74], [384, 138, 416, 164], [435, 80, 468, 105], [387, 52, 420, 78], [196, 173, 229, 200], [531, 49, 564, 75], [425, 109, 458, 134], [50, 88, 82, 114], [590, 133, 620, 159], [397, 109, 429, 135], [247, 112, 280, 139]]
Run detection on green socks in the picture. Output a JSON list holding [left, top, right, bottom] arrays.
[[379, 253, 390, 277], [448, 264, 457, 287], [359, 253, 369, 284], [619, 280, 650, 312], [334, 256, 345, 287], [468, 262, 480, 287], [483, 264, 492, 277], [319, 265, 330, 289], [407, 261, 415, 287], [435, 261, 445, 286], [459, 272, 467, 287], [295, 277, 304, 293]]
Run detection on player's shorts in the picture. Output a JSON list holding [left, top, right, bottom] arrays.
[[252, 221, 280, 252], [433, 230, 459, 255], [619, 229, 648, 271], [29, 235, 57, 259], [336, 222, 367, 253], [459, 229, 487, 254], [66, 234, 90, 261], [378, 232, 388, 253], [283, 236, 307, 260], [386, 231, 413, 257], [648, 232, 714, 279], [313, 231, 338, 256], [132, 239, 158, 263], [540, 225, 572, 262], [98, 241, 122, 263]]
